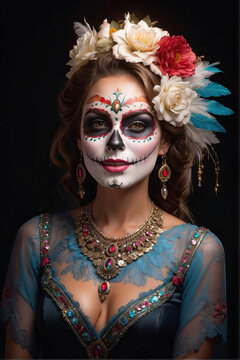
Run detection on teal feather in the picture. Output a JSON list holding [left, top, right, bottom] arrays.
[[196, 82, 231, 97], [190, 113, 226, 133], [207, 100, 234, 116], [205, 64, 222, 74]]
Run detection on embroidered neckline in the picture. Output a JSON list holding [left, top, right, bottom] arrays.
[[39, 213, 208, 359]]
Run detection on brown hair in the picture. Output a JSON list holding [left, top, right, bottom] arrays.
[[50, 53, 195, 222]]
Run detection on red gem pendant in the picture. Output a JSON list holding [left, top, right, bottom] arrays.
[[98, 281, 111, 302]]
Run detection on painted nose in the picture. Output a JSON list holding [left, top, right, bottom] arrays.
[[106, 130, 125, 151]]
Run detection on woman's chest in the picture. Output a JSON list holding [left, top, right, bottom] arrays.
[[54, 272, 168, 332], [36, 282, 182, 359]]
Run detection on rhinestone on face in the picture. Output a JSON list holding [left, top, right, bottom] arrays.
[[112, 99, 121, 113]]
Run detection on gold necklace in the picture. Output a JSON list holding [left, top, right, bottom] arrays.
[[75, 202, 164, 301]]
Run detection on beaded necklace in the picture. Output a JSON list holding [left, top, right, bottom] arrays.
[[75, 202, 164, 301]]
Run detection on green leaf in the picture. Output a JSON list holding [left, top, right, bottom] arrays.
[[110, 20, 120, 30], [130, 13, 139, 24], [142, 15, 152, 26]]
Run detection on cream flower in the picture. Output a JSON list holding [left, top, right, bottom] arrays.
[[66, 24, 98, 79], [98, 19, 111, 39], [152, 76, 197, 126], [112, 18, 169, 66]]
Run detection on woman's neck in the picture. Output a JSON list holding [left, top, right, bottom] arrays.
[[91, 177, 153, 237]]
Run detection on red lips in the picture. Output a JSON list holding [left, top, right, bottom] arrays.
[[102, 158, 130, 173]]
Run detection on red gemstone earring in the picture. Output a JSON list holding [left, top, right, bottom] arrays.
[[76, 153, 86, 199], [158, 155, 171, 200]]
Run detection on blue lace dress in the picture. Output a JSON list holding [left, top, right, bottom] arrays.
[[0, 211, 227, 358]]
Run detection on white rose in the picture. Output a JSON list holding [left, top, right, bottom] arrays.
[[152, 76, 197, 126], [98, 19, 111, 39], [112, 19, 169, 66], [66, 28, 98, 79]]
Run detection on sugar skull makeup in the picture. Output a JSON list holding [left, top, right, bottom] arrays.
[[79, 74, 162, 189]]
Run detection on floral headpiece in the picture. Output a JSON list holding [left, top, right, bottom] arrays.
[[66, 13, 233, 188]]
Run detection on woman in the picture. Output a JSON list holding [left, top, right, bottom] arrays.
[[1, 13, 231, 359]]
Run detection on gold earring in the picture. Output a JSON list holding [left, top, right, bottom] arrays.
[[197, 146, 220, 195], [158, 155, 171, 200], [76, 154, 86, 199], [197, 152, 205, 188]]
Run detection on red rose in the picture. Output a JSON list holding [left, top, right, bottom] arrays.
[[156, 35, 197, 78]]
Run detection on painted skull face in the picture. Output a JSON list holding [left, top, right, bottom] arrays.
[[80, 74, 162, 189]]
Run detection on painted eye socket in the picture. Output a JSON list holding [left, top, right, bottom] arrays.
[[84, 110, 112, 137], [125, 121, 146, 132], [91, 119, 109, 129], [122, 112, 155, 139]]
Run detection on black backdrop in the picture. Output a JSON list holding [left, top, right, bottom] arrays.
[[0, 0, 239, 358]]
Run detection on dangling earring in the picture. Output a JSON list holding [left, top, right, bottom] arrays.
[[76, 153, 86, 199], [158, 155, 171, 200], [198, 146, 220, 195], [197, 152, 205, 188]]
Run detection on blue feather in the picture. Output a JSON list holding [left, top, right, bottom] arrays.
[[207, 100, 234, 116], [196, 82, 231, 97], [190, 113, 226, 133], [205, 64, 222, 74]]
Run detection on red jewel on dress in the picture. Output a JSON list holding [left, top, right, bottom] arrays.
[[41, 257, 50, 267], [171, 275, 185, 286], [93, 344, 103, 359]]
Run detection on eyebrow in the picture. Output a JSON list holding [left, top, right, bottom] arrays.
[[84, 108, 111, 119], [85, 108, 153, 122], [122, 109, 153, 120]]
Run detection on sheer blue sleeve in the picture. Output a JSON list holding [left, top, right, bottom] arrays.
[[173, 232, 227, 358], [0, 216, 41, 356]]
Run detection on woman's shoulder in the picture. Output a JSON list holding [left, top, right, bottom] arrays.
[[16, 210, 74, 243], [161, 210, 196, 237], [161, 211, 224, 253]]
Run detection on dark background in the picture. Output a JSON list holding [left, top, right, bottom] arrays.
[[0, 0, 239, 358]]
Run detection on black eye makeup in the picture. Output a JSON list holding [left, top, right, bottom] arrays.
[[121, 111, 155, 139], [83, 109, 112, 137]]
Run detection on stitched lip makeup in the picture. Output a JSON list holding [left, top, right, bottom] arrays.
[[102, 159, 130, 173]]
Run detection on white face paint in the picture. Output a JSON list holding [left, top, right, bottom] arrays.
[[80, 74, 162, 189]]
